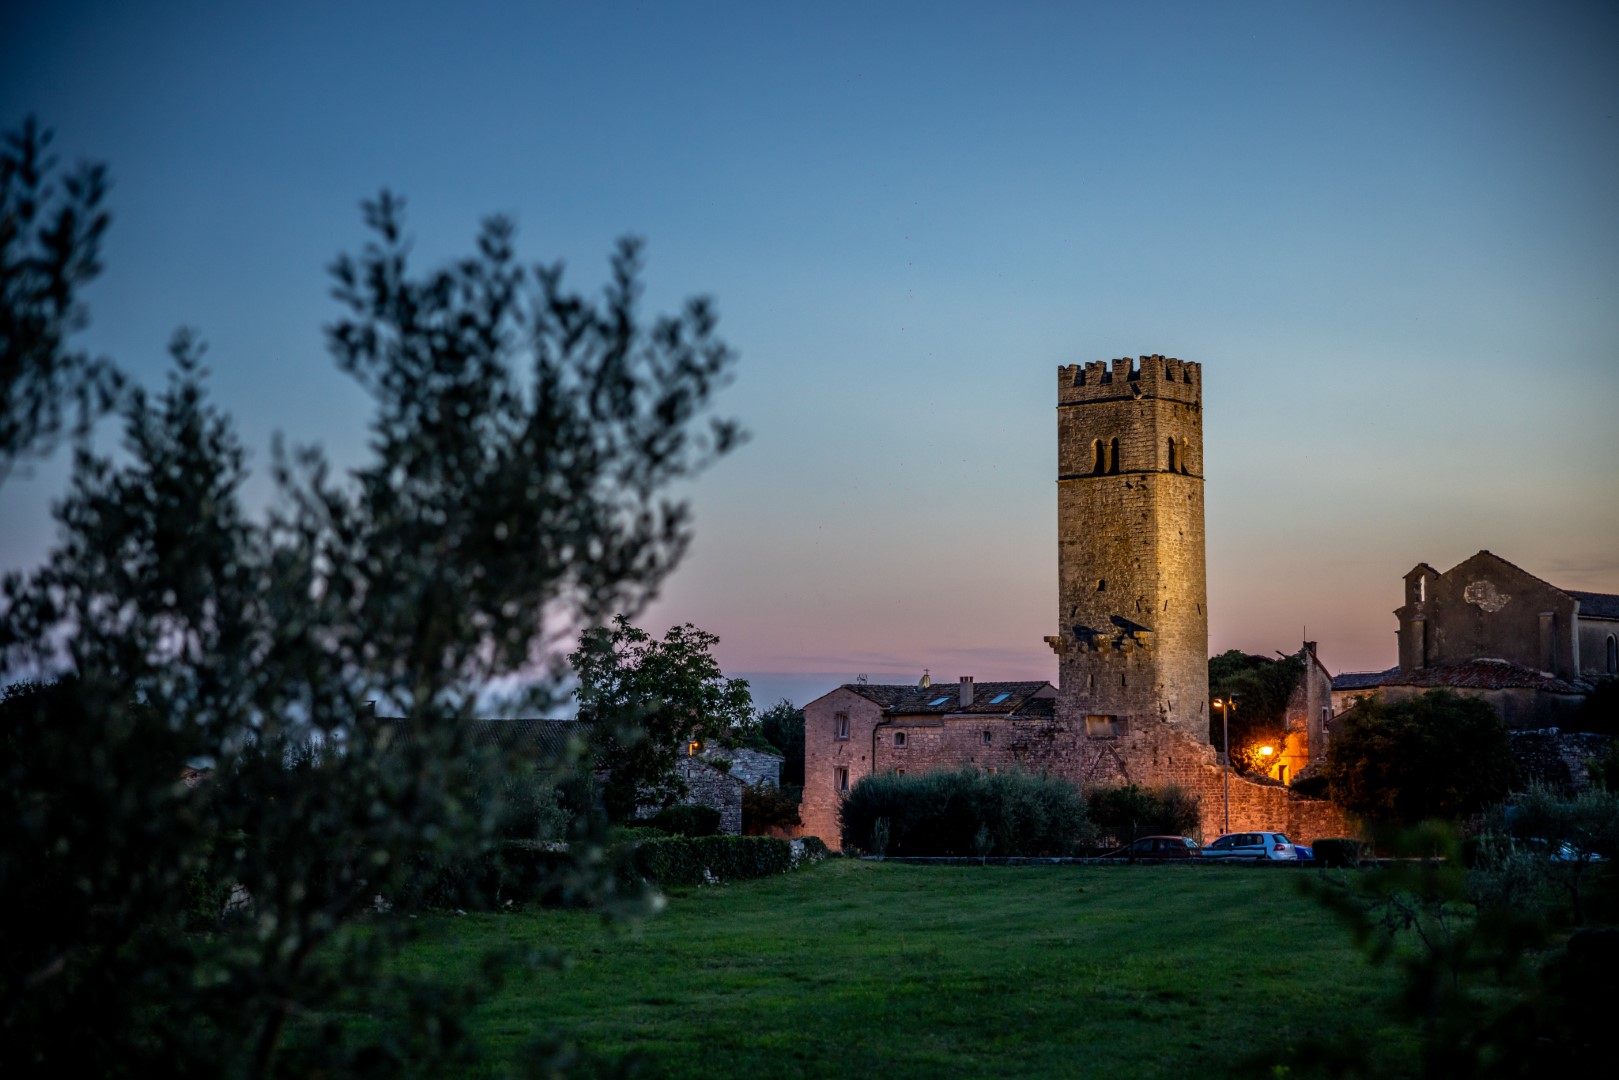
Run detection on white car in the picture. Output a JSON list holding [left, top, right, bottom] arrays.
[[1202, 831, 1299, 861]]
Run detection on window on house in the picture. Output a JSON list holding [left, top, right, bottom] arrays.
[[834, 766, 849, 792], [982, 729, 993, 745], [1320, 706, 1330, 728], [928, 695, 951, 706], [988, 692, 1010, 705], [1085, 714, 1127, 738], [896, 768, 906, 775], [834, 712, 849, 740], [893, 731, 906, 747]]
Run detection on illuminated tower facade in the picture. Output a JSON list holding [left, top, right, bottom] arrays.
[[1047, 355, 1209, 743]]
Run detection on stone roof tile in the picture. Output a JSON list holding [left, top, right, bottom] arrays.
[[1382, 660, 1584, 694]]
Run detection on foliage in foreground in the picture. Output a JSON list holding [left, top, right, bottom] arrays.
[[1324, 689, 1515, 825], [0, 118, 740, 1078], [839, 768, 1093, 857], [1303, 785, 1619, 1078]]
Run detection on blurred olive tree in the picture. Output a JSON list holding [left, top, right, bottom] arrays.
[[0, 118, 740, 1077]]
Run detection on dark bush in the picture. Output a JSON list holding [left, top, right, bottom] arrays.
[[838, 769, 1092, 857], [1312, 838, 1365, 868], [648, 804, 722, 837], [1289, 773, 1330, 799], [742, 781, 802, 834], [1086, 784, 1202, 847], [797, 835, 830, 860], [631, 835, 794, 886]]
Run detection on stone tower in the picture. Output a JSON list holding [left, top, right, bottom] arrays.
[[1047, 355, 1209, 743]]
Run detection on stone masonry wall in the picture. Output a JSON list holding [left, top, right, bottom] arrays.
[[795, 707, 1360, 848], [1053, 356, 1208, 745], [800, 687, 888, 845]]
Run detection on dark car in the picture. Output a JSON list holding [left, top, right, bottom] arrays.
[[1103, 835, 1203, 861]]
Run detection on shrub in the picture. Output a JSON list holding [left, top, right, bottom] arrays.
[[631, 835, 794, 886], [648, 804, 722, 837], [1290, 773, 1330, 799], [742, 781, 802, 834], [1086, 784, 1202, 847], [838, 769, 1093, 857], [1311, 838, 1365, 868], [1325, 690, 1515, 825], [796, 836, 830, 861]]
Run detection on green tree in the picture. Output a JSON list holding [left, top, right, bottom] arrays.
[[1324, 690, 1516, 825], [0, 115, 740, 1077], [757, 698, 805, 787], [1207, 648, 1303, 774], [571, 616, 755, 822]]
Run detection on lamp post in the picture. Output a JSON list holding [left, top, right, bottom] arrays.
[[1213, 697, 1235, 834]]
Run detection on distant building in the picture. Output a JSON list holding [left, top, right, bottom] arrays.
[[1385, 551, 1618, 728], [799, 678, 1057, 843]]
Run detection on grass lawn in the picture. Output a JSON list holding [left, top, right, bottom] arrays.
[[390, 860, 1416, 1078]]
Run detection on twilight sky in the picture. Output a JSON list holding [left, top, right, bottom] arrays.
[[4, 1, 1617, 708]]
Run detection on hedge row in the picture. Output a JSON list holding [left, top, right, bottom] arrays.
[[631, 835, 818, 886], [839, 768, 1092, 857]]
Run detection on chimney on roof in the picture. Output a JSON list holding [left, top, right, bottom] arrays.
[[960, 676, 974, 708]]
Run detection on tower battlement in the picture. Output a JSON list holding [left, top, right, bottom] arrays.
[[1058, 355, 1201, 406]]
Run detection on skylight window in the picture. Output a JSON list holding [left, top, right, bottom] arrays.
[[989, 692, 1011, 704], [928, 695, 951, 706]]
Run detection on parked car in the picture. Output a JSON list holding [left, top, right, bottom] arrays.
[[1202, 832, 1299, 861], [1102, 835, 1202, 861], [1293, 845, 1314, 863]]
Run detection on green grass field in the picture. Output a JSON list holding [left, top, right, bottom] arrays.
[[385, 859, 1416, 1078]]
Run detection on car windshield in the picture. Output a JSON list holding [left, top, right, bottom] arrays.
[[1274, 835, 1291, 845]]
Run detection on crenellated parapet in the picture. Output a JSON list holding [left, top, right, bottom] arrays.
[[1058, 354, 1200, 406]]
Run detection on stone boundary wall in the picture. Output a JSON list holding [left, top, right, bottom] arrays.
[[799, 709, 1360, 849]]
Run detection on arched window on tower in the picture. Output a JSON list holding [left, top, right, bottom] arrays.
[[1608, 634, 1617, 675], [1108, 437, 1121, 475], [1167, 437, 1177, 473], [1093, 439, 1106, 475], [1179, 438, 1191, 474]]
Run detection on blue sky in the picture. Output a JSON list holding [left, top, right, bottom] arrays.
[[4, 1, 1617, 707]]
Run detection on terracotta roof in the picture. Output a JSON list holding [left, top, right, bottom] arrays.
[[1568, 590, 1619, 620], [1382, 660, 1585, 694], [1331, 667, 1397, 692], [842, 680, 1055, 716]]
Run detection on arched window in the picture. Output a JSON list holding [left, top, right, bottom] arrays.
[[1092, 439, 1105, 474], [1108, 437, 1121, 474], [1167, 437, 1177, 472], [1180, 438, 1191, 474], [1608, 634, 1617, 675]]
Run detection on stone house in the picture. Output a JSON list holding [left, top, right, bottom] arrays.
[[799, 678, 1057, 843], [1258, 641, 1335, 786], [1331, 551, 1619, 729]]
